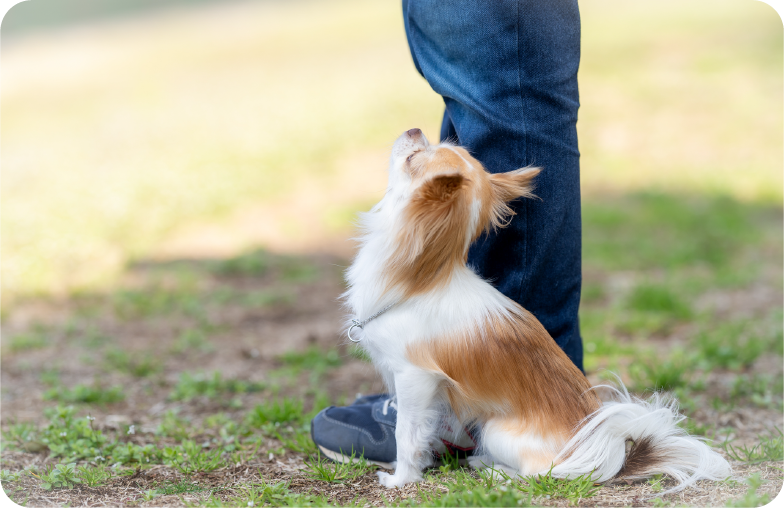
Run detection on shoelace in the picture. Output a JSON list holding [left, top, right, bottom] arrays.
[[381, 397, 398, 416]]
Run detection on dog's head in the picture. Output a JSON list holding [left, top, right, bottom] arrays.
[[380, 128, 540, 295]]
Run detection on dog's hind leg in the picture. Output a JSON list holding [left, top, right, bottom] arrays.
[[479, 418, 564, 477], [377, 367, 441, 488]]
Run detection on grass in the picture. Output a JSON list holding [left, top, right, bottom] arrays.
[[169, 371, 265, 401], [6, 330, 50, 352], [693, 318, 781, 371], [0, 0, 782, 506], [629, 351, 695, 392], [729, 373, 784, 410], [104, 348, 162, 377], [31, 463, 82, 490], [512, 468, 600, 505], [245, 398, 305, 427], [722, 429, 784, 464], [304, 451, 375, 483], [43, 382, 125, 405], [170, 441, 227, 474], [277, 346, 343, 377], [725, 474, 772, 507], [153, 479, 218, 497], [581, 194, 773, 275]]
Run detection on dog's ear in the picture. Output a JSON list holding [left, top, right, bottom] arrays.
[[418, 173, 466, 203], [387, 172, 470, 295], [485, 167, 540, 231], [489, 167, 540, 203]]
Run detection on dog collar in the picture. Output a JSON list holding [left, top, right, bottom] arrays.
[[347, 303, 395, 343]]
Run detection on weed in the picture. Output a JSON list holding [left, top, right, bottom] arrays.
[[153, 479, 217, 497], [679, 417, 715, 438], [730, 374, 784, 409], [277, 346, 342, 375], [2, 422, 39, 452], [171, 328, 214, 354], [726, 473, 771, 507], [169, 371, 265, 401], [304, 451, 375, 483], [6, 330, 49, 352], [112, 282, 204, 319], [581, 282, 606, 304], [111, 442, 161, 465], [647, 473, 664, 492], [508, 466, 601, 505], [582, 194, 764, 273], [274, 425, 317, 454], [693, 320, 772, 371], [76, 464, 113, 486], [0, 470, 23, 483], [616, 282, 693, 335], [104, 348, 162, 377], [228, 479, 291, 506], [245, 398, 304, 427], [156, 410, 193, 440], [44, 382, 125, 405], [279, 258, 320, 283], [40, 406, 108, 461], [32, 463, 81, 490], [198, 481, 332, 508], [629, 351, 695, 392], [210, 249, 320, 284], [626, 283, 692, 318], [171, 329, 215, 354], [142, 489, 158, 502], [40, 368, 60, 387], [210, 249, 270, 277], [722, 429, 783, 463], [438, 449, 461, 474], [414, 485, 532, 507], [169, 440, 226, 474]]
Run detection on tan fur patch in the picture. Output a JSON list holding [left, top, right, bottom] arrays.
[[384, 148, 473, 297], [406, 306, 600, 440], [384, 147, 541, 297]]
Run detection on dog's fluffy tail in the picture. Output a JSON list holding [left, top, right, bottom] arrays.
[[550, 382, 731, 494]]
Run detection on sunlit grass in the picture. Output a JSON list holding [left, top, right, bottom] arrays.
[[1, 0, 781, 305]]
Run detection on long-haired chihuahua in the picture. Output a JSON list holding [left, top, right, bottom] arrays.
[[343, 128, 730, 492]]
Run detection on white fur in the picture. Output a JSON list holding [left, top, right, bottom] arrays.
[[344, 130, 731, 491], [550, 382, 732, 494]]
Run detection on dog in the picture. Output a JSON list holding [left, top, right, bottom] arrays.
[[343, 128, 731, 491]]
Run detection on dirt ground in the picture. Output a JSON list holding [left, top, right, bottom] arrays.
[[1, 252, 783, 507]]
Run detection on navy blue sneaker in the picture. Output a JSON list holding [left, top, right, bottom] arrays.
[[310, 395, 478, 468], [350, 393, 389, 405]]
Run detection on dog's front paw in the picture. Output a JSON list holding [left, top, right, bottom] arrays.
[[377, 471, 422, 488]]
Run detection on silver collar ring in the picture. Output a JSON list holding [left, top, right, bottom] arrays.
[[347, 321, 363, 343], [347, 303, 395, 343]]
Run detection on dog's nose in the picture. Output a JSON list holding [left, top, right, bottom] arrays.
[[406, 128, 422, 138]]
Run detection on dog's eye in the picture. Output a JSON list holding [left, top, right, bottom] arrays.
[[406, 151, 419, 165]]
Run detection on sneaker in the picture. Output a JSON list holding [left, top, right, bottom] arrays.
[[350, 393, 389, 406], [310, 394, 478, 469]]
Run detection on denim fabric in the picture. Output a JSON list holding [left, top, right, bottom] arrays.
[[403, 0, 584, 370]]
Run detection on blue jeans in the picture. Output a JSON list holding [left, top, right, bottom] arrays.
[[403, 0, 584, 371]]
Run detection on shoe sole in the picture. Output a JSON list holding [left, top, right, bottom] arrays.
[[317, 445, 395, 470]]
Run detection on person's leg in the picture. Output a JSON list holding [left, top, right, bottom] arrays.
[[311, 0, 583, 464], [403, 0, 584, 370]]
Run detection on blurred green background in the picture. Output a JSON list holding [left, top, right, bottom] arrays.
[[1, 0, 781, 304]]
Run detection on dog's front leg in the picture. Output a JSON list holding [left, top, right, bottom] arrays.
[[377, 367, 440, 488]]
